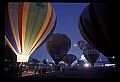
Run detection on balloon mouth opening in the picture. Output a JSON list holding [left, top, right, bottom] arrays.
[[17, 53, 29, 62]]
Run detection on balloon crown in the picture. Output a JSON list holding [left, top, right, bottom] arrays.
[[36, 3, 45, 9]]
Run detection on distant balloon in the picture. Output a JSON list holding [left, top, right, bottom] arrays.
[[62, 54, 77, 66], [28, 57, 34, 62], [46, 33, 71, 65], [77, 58, 84, 65], [80, 54, 86, 60], [78, 3, 116, 58], [83, 43, 100, 66], [5, 2, 56, 62], [78, 40, 86, 50], [24, 57, 39, 66], [43, 59, 48, 64]]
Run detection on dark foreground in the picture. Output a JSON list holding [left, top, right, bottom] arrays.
[[8, 69, 118, 79]]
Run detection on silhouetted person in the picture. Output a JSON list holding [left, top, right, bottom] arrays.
[[14, 63, 19, 76], [18, 62, 23, 76], [26, 65, 29, 74], [34, 65, 39, 75], [41, 63, 47, 73], [38, 65, 42, 76]]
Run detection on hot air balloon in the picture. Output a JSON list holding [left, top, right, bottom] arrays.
[[5, 2, 56, 62], [78, 3, 116, 58], [46, 33, 71, 65], [62, 54, 77, 66], [77, 58, 84, 65], [78, 40, 86, 50], [43, 59, 48, 64], [83, 43, 100, 66]]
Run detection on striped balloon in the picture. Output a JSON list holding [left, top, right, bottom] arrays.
[[5, 2, 56, 62], [78, 3, 116, 58], [83, 43, 100, 66]]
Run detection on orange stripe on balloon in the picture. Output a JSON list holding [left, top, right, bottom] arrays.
[[8, 2, 21, 53], [29, 8, 56, 56], [5, 35, 17, 55], [28, 3, 53, 56], [22, 2, 30, 55]]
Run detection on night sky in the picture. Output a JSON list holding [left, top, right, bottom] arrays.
[[30, 2, 108, 64]]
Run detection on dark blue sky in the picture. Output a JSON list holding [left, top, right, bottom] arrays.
[[30, 3, 108, 63]]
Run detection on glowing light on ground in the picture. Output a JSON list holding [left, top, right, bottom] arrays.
[[80, 55, 85, 60], [74, 44, 77, 46], [84, 63, 90, 67]]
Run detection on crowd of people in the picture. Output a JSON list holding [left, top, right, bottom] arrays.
[[5, 60, 66, 78], [4, 61, 24, 77], [34, 62, 49, 77], [5, 60, 50, 78]]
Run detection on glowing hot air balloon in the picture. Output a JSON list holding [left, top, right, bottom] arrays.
[[83, 43, 100, 66], [5, 2, 56, 62], [46, 33, 71, 65], [62, 54, 77, 66]]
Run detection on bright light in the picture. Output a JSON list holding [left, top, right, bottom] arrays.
[[46, 59, 48, 62], [108, 56, 116, 59], [100, 59, 102, 61], [22, 64, 25, 66], [17, 53, 29, 62], [101, 65, 104, 67], [74, 44, 77, 46], [61, 61, 64, 63], [81, 55, 85, 60], [84, 63, 89, 67], [112, 56, 116, 58], [105, 64, 116, 67]]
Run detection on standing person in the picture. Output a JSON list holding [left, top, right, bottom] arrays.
[[5, 60, 10, 77], [38, 64, 42, 76], [34, 66, 37, 75], [41, 63, 47, 77], [26, 65, 29, 74], [41, 63, 47, 73], [34, 65, 39, 75], [9, 63, 14, 77], [18, 62, 23, 76], [60, 66, 63, 72], [15, 63, 19, 76], [12, 63, 17, 77]]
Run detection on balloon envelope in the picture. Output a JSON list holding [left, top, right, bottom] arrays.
[[78, 40, 86, 50], [5, 2, 56, 62], [46, 33, 71, 65], [77, 58, 85, 65], [62, 54, 77, 66], [83, 43, 100, 66], [78, 5, 98, 50], [78, 3, 116, 58], [43, 59, 48, 64]]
